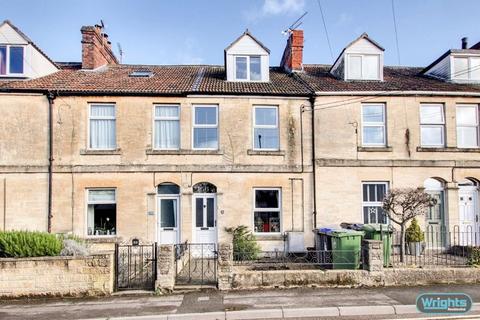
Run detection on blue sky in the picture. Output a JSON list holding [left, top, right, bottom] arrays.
[[2, 0, 480, 67]]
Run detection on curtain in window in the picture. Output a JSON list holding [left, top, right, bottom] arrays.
[[88, 189, 115, 202], [154, 106, 179, 149], [9, 46, 24, 74], [90, 105, 116, 149], [87, 205, 95, 235], [0, 47, 6, 75]]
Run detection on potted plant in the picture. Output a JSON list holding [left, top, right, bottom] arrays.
[[405, 218, 425, 256]]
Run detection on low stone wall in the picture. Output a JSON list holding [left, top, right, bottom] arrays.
[[383, 268, 480, 286], [0, 253, 114, 298], [230, 266, 480, 290], [86, 238, 117, 253]]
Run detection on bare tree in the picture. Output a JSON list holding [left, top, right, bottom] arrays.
[[382, 188, 436, 263]]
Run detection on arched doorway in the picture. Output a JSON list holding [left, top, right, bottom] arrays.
[[157, 182, 180, 244], [458, 178, 479, 245], [192, 182, 217, 244], [423, 178, 447, 248]]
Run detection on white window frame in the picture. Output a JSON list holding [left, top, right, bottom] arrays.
[[361, 103, 386, 147], [420, 103, 445, 147], [346, 54, 381, 80], [0, 44, 26, 76], [152, 104, 180, 150], [252, 105, 279, 151], [456, 104, 480, 148], [453, 56, 480, 81], [88, 103, 117, 150], [252, 187, 282, 234], [234, 55, 262, 81], [361, 182, 389, 224], [85, 188, 117, 238], [192, 104, 219, 150]]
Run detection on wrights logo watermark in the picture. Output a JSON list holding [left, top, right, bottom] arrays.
[[416, 293, 472, 314]]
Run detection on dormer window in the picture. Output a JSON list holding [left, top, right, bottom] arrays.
[[235, 56, 261, 81], [330, 33, 384, 82], [225, 30, 270, 82], [453, 56, 480, 81], [347, 54, 380, 80], [0, 45, 24, 75], [423, 37, 480, 83]]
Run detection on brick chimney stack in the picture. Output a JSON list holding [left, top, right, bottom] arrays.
[[280, 30, 304, 72], [81, 24, 118, 70]]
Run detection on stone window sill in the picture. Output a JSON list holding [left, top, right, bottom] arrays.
[[357, 146, 392, 152], [416, 147, 480, 153], [146, 149, 223, 155], [254, 233, 285, 241], [247, 149, 286, 156], [84, 236, 118, 243], [80, 149, 122, 155]]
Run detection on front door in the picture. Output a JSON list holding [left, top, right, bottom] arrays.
[[458, 187, 479, 246], [193, 194, 217, 244], [157, 196, 179, 245], [425, 191, 446, 248]]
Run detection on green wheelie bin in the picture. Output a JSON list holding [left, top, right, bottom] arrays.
[[316, 228, 364, 269], [362, 224, 394, 267]]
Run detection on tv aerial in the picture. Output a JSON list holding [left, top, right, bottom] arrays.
[[117, 43, 124, 63], [282, 11, 308, 35]]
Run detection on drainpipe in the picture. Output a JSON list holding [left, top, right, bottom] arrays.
[[309, 95, 317, 229], [47, 91, 56, 233]]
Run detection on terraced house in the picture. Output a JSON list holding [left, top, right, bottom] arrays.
[[1, 19, 480, 255], [0, 21, 313, 252]]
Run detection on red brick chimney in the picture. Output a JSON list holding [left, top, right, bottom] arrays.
[[281, 30, 304, 72], [81, 24, 118, 69]]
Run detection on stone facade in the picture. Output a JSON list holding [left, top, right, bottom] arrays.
[[313, 95, 480, 231], [0, 94, 313, 250], [0, 253, 114, 298]]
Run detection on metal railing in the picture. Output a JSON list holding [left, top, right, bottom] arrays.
[[174, 243, 217, 285], [390, 226, 480, 267], [233, 250, 362, 270]]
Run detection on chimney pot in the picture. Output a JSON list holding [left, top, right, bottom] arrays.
[[462, 37, 468, 49]]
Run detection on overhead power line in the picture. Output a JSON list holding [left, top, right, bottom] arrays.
[[391, 0, 401, 65], [316, 0, 334, 63]]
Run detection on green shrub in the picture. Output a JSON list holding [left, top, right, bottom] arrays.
[[405, 218, 424, 243], [225, 225, 261, 261], [0, 231, 63, 257], [467, 247, 480, 266]]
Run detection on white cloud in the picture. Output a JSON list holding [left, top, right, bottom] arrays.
[[262, 0, 305, 16], [178, 38, 204, 65], [335, 12, 352, 27]]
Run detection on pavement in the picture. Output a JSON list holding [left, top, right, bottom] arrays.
[[0, 284, 479, 320]]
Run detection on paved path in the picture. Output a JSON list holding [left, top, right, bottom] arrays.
[[0, 284, 479, 320]]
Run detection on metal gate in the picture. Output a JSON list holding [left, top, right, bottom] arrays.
[[115, 241, 157, 291], [174, 243, 217, 286]]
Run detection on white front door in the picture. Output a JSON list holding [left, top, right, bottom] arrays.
[[157, 196, 179, 245], [458, 187, 479, 245], [193, 194, 217, 244]]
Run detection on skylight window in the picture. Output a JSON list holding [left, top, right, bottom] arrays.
[[129, 70, 153, 77]]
